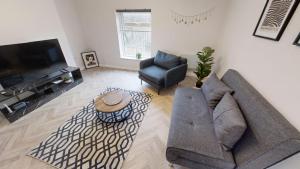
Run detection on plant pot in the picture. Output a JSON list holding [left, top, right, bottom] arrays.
[[136, 53, 142, 60], [196, 80, 203, 88]]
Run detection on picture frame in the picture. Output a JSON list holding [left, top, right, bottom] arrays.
[[81, 51, 100, 69], [293, 33, 300, 46], [253, 0, 300, 41]]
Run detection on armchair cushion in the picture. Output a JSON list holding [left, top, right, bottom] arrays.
[[138, 65, 167, 85], [140, 57, 154, 69], [154, 50, 180, 69], [179, 57, 188, 64]]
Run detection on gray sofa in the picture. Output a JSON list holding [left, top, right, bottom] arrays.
[[139, 51, 188, 94], [166, 69, 300, 169]]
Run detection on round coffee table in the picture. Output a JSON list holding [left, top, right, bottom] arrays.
[[95, 90, 132, 123]]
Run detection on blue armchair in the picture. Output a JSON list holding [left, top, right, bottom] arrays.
[[139, 51, 188, 94]]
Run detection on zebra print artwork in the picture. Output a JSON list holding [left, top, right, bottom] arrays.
[[261, 0, 292, 31], [253, 0, 300, 40]]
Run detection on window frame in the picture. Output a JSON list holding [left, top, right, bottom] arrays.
[[116, 9, 152, 60]]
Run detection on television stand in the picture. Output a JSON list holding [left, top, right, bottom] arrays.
[[0, 66, 83, 123]]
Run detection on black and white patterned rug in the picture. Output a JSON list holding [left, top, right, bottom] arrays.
[[28, 88, 152, 169]]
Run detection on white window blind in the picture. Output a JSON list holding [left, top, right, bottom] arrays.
[[116, 10, 151, 59]]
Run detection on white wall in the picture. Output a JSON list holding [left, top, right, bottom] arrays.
[[0, 0, 77, 67], [75, 0, 230, 70], [217, 0, 300, 168], [54, 0, 88, 69]]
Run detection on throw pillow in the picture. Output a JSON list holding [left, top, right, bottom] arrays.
[[202, 73, 233, 109], [154, 50, 180, 69], [213, 93, 247, 151]]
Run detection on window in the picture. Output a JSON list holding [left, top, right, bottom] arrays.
[[116, 9, 151, 59]]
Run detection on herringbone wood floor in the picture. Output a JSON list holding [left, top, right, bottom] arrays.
[[0, 67, 195, 169]]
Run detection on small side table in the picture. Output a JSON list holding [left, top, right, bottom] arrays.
[[95, 90, 132, 123]]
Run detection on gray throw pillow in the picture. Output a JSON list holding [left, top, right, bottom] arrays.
[[213, 93, 247, 151], [154, 50, 180, 69], [202, 73, 233, 109]]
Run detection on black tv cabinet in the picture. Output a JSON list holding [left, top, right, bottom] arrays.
[[0, 67, 83, 123]]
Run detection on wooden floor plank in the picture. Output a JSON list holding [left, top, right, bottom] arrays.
[[0, 67, 195, 169]]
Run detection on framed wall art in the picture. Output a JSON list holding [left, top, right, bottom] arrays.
[[81, 51, 100, 69], [253, 0, 300, 41], [294, 32, 300, 46]]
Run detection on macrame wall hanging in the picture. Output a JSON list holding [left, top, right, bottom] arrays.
[[171, 7, 215, 25]]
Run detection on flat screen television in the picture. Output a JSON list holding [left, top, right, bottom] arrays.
[[0, 39, 68, 89]]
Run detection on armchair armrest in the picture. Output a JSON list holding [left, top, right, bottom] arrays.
[[140, 57, 154, 69], [165, 64, 188, 87]]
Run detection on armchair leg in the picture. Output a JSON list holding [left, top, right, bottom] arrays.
[[157, 89, 160, 95], [140, 79, 143, 85]]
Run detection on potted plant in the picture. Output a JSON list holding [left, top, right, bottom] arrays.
[[136, 53, 142, 60], [194, 47, 215, 88]]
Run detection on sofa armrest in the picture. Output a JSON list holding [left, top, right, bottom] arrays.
[[165, 64, 187, 87], [140, 57, 154, 69]]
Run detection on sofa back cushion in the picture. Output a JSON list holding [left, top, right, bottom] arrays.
[[221, 69, 300, 169], [154, 50, 180, 69], [213, 93, 247, 151], [202, 73, 233, 109], [179, 57, 187, 64]]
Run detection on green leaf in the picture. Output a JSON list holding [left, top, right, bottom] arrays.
[[194, 47, 215, 82]]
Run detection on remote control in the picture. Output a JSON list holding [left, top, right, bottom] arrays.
[[1, 91, 12, 96]]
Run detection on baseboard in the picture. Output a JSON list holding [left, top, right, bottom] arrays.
[[100, 64, 138, 71], [100, 64, 195, 77], [187, 69, 196, 77]]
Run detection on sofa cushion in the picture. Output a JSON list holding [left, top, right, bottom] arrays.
[[202, 73, 233, 109], [139, 65, 167, 85], [154, 50, 180, 69], [166, 88, 236, 169], [213, 93, 247, 151], [221, 70, 300, 169]]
